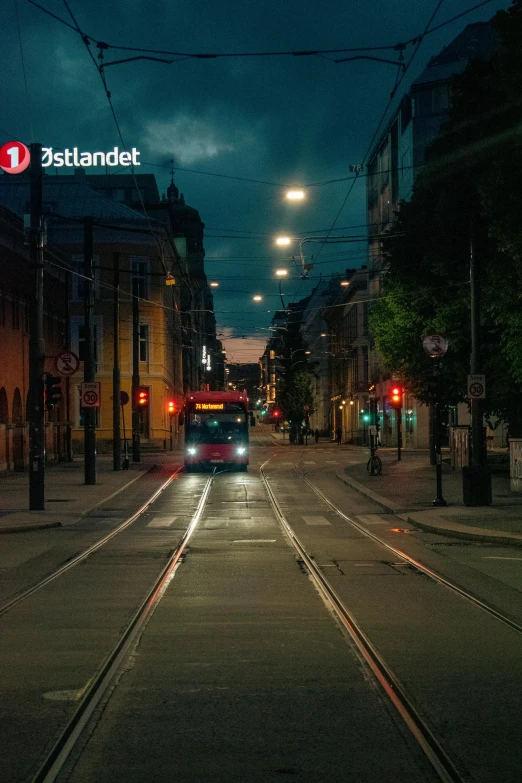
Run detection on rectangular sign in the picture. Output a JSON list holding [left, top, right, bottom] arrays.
[[81, 382, 101, 407], [195, 402, 224, 411], [467, 375, 486, 400]]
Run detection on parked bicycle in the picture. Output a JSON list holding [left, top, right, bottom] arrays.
[[367, 445, 382, 476]]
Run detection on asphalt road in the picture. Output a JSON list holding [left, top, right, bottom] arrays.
[[2, 441, 522, 782]]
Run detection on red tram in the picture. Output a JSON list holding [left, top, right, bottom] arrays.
[[183, 391, 249, 472]]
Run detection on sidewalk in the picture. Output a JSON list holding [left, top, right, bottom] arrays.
[[268, 429, 522, 547], [0, 453, 181, 534]]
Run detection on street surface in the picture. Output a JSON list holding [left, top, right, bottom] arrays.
[[1, 433, 522, 782]]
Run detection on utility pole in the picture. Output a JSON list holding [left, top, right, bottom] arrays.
[[464, 218, 492, 504], [83, 216, 96, 485], [28, 142, 45, 510], [131, 275, 141, 462], [112, 252, 121, 471]]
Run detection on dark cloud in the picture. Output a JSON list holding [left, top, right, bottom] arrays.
[[3, 0, 511, 358]]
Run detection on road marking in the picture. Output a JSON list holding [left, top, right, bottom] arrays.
[[146, 516, 178, 528], [303, 515, 331, 526], [303, 460, 316, 465], [325, 460, 339, 464], [483, 556, 522, 561], [233, 539, 276, 543], [356, 515, 390, 526]]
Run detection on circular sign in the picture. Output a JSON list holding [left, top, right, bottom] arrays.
[[84, 390, 98, 405], [423, 334, 448, 358], [469, 382, 484, 398], [0, 141, 31, 174], [55, 351, 80, 376], [120, 391, 129, 406]]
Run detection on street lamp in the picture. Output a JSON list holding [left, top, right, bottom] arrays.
[[210, 281, 219, 288], [275, 268, 288, 277], [286, 188, 305, 201], [275, 236, 291, 246], [253, 295, 263, 302]]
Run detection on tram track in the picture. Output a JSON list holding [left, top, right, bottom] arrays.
[[296, 460, 522, 637], [260, 457, 464, 783], [30, 471, 215, 783], [0, 466, 184, 619]]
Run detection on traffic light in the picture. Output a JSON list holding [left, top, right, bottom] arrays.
[[167, 400, 176, 415], [390, 386, 403, 409], [45, 374, 61, 410], [361, 411, 370, 423], [273, 410, 280, 418], [137, 387, 149, 406]]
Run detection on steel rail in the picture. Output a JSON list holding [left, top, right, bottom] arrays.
[[297, 463, 522, 636], [260, 459, 465, 783], [31, 470, 215, 783], [0, 466, 184, 618]]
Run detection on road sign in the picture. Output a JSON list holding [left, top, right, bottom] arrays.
[[55, 351, 79, 376], [0, 141, 31, 174], [120, 391, 129, 406], [81, 382, 101, 407], [423, 334, 448, 358], [468, 374, 486, 399]]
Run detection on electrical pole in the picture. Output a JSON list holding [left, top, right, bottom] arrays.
[[28, 142, 45, 510], [83, 216, 96, 485], [112, 252, 121, 471], [132, 275, 141, 462]]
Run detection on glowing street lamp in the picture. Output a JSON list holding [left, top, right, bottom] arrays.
[[286, 188, 305, 201], [275, 236, 291, 246], [340, 280, 350, 287], [253, 295, 263, 302], [210, 281, 219, 288], [275, 268, 288, 277]]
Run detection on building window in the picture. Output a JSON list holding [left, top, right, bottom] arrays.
[[0, 291, 6, 327], [78, 324, 98, 364], [362, 346, 369, 384], [131, 257, 148, 299], [139, 323, 149, 362], [71, 254, 98, 300], [11, 294, 20, 330]]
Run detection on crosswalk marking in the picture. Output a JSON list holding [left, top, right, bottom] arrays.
[[303, 515, 331, 526], [356, 515, 390, 526], [146, 516, 178, 528]]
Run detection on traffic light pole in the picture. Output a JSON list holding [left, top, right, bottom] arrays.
[[132, 276, 141, 462], [112, 252, 121, 471], [28, 142, 45, 510], [83, 217, 96, 485], [397, 408, 402, 462]]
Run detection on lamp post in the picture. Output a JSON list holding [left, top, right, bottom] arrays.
[[423, 335, 448, 507]]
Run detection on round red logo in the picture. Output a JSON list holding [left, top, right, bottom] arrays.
[[0, 141, 31, 174]]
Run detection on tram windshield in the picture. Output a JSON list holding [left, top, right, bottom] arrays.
[[186, 404, 248, 445]]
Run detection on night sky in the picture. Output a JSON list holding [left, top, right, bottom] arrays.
[[2, 0, 510, 361]]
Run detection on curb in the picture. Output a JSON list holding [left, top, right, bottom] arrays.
[[0, 463, 157, 535], [334, 470, 406, 514], [335, 469, 522, 548]]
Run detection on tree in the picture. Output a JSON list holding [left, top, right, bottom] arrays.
[[277, 367, 315, 425], [370, 0, 522, 433]]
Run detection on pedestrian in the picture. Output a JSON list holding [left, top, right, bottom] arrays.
[[314, 428, 319, 444], [335, 425, 342, 445]]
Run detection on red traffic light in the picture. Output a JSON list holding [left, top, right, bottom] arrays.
[[273, 410, 280, 417], [390, 386, 403, 409], [137, 387, 149, 406], [167, 400, 176, 415]]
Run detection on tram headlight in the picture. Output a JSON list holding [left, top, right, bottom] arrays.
[[187, 446, 198, 456], [236, 446, 247, 456]]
